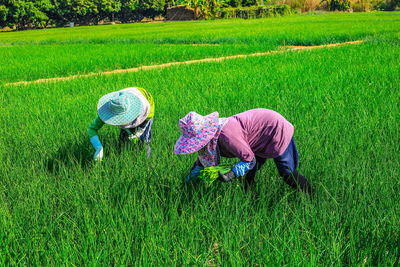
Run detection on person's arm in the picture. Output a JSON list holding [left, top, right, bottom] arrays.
[[186, 160, 204, 183], [218, 159, 256, 182], [218, 133, 256, 182], [88, 116, 105, 161], [232, 158, 256, 176], [88, 116, 105, 138]]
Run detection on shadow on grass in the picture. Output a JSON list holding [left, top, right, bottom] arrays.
[[174, 170, 291, 214], [175, 169, 314, 217], [45, 136, 149, 175], [46, 142, 94, 175]]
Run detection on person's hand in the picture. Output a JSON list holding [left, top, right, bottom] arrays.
[[232, 160, 254, 177], [127, 134, 140, 144], [218, 171, 235, 182], [186, 165, 204, 183], [90, 136, 103, 162], [94, 147, 103, 161]]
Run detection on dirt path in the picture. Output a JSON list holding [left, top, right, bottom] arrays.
[[5, 40, 362, 86]]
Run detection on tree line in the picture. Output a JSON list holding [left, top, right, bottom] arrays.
[[0, 0, 398, 30], [0, 0, 262, 30], [0, 0, 163, 30]]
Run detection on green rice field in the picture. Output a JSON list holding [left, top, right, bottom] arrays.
[[0, 12, 399, 265]]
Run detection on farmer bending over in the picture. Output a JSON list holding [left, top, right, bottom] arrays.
[[174, 109, 313, 194], [88, 87, 155, 161]]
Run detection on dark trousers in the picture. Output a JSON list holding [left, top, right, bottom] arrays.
[[246, 137, 299, 184], [246, 158, 313, 194]]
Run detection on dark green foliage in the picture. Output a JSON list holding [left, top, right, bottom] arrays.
[[118, 0, 139, 22], [0, 0, 290, 30], [241, 0, 257, 6], [322, 0, 351, 10], [118, 0, 165, 22], [374, 0, 399, 10], [49, 0, 123, 25], [0, 0, 53, 29], [226, 0, 242, 7], [98, 0, 122, 22], [0, 0, 166, 29], [174, 0, 230, 19], [226, 0, 257, 7], [55, 0, 99, 25], [220, 4, 291, 19], [0, 4, 8, 27]]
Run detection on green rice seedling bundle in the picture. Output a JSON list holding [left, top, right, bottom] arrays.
[[198, 165, 233, 186]]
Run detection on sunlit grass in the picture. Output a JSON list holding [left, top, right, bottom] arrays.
[[0, 13, 399, 265]]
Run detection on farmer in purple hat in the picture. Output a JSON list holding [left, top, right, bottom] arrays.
[[174, 108, 314, 194], [88, 87, 155, 161]]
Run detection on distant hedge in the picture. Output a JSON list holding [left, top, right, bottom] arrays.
[[0, 0, 167, 30], [0, 0, 294, 31], [3, 0, 396, 31], [220, 5, 292, 19]]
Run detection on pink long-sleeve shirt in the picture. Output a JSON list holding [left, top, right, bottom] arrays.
[[218, 109, 294, 161]]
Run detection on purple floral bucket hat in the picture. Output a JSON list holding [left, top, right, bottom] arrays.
[[174, 112, 220, 155]]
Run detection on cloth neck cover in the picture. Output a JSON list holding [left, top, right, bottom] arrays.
[[198, 118, 229, 167]]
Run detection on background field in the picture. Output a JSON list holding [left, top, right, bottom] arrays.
[[0, 12, 399, 265], [1, 12, 399, 83]]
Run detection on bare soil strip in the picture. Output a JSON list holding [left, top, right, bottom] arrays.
[[5, 40, 362, 86], [281, 40, 362, 50]]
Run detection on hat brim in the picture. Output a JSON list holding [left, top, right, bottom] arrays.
[[174, 112, 219, 155], [97, 92, 142, 126]]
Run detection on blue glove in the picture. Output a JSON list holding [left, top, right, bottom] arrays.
[[90, 136, 103, 161], [186, 165, 204, 183], [232, 160, 255, 177]]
